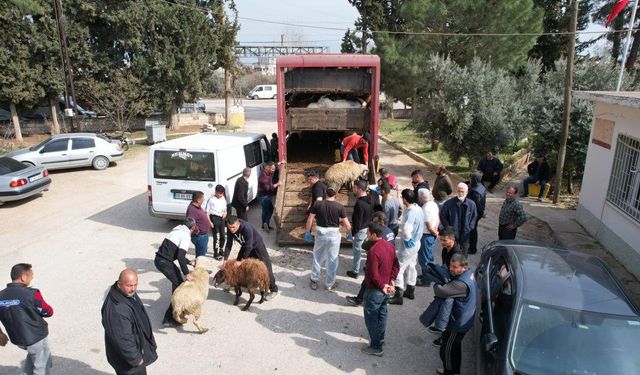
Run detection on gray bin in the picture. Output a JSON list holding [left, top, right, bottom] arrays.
[[145, 123, 166, 144]]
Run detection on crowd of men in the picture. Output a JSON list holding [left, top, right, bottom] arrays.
[[0, 141, 541, 375]]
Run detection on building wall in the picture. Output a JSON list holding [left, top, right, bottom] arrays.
[[578, 101, 640, 277]]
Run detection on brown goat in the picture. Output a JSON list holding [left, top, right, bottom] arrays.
[[212, 259, 270, 311]]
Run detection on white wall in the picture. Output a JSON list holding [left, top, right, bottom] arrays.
[[578, 101, 640, 269]]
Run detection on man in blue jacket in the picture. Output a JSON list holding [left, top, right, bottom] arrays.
[[0, 263, 54, 375], [439, 183, 477, 255]]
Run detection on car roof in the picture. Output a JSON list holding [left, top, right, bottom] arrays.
[[50, 133, 101, 139], [150, 132, 264, 152], [503, 242, 639, 316]]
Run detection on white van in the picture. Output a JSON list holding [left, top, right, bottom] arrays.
[[247, 84, 277, 100], [147, 132, 271, 219]]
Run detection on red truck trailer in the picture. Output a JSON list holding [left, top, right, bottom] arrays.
[[273, 54, 380, 245]]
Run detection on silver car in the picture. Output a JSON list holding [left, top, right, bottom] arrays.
[[0, 157, 51, 204], [5, 133, 124, 170]]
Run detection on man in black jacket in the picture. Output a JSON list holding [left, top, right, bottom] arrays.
[[224, 216, 279, 300], [347, 179, 375, 279], [154, 218, 197, 326], [468, 172, 486, 254], [102, 269, 157, 375], [477, 150, 503, 193], [411, 169, 431, 203], [522, 155, 550, 201], [232, 167, 251, 220], [0, 263, 54, 375]]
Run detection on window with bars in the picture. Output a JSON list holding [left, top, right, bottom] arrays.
[[606, 133, 640, 223]]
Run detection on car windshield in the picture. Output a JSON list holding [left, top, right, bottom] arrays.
[[510, 301, 640, 374], [29, 138, 52, 151], [154, 150, 215, 181], [0, 157, 28, 175]]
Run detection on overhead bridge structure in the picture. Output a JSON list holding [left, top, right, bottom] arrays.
[[235, 46, 329, 58]]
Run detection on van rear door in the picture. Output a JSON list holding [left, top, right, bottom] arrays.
[[151, 150, 216, 217]]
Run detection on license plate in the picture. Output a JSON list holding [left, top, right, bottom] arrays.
[[174, 192, 192, 200], [29, 174, 42, 182]]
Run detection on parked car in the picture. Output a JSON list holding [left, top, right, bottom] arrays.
[[247, 84, 277, 100], [474, 240, 640, 375], [0, 157, 51, 204], [4, 133, 124, 171]]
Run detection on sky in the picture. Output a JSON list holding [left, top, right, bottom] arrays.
[[235, 0, 359, 58]]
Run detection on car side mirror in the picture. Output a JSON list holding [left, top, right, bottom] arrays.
[[39, 149, 46, 154], [483, 332, 499, 354]]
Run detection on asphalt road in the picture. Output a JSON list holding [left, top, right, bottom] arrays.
[[0, 99, 482, 375]]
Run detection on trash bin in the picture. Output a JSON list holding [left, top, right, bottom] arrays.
[[145, 120, 167, 144], [229, 105, 245, 130]]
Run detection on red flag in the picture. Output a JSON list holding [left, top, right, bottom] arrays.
[[606, 0, 629, 27]]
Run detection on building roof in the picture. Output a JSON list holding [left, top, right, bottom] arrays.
[[573, 91, 640, 109], [509, 244, 639, 316]]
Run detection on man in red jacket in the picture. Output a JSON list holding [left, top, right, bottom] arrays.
[[361, 222, 399, 357], [341, 132, 369, 164]]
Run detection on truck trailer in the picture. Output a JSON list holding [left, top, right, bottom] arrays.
[[273, 54, 380, 245]]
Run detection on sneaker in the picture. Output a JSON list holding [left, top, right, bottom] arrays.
[[427, 326, 444, 335], [326, 281, 339, 292], [432, 337, 442, 347], [214, 254, 223, 261], [310, 280, 318, 290], [265, 291, 279, 301], [346, 271, 359, 279], [262, 223, 270, 233], [435, 369, 445, 375], [346, 296, 362, 306], [360, 346, 383, 356]]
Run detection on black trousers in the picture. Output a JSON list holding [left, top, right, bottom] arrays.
[[481, 174, 500, 190], [210, 214, 225, 254], [469, 218, 480, 254], [440, 330, 466, 374], [457, 239, 469, 256], [154, 256, 183, 322], [498, 224, 517, 240], [117, 366, 147, 375], [233, 205, 248, 221], [240, 247, 278, 292]]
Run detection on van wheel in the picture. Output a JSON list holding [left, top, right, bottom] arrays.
[[92, 156, 109, 170], [272, 94, 277, 99], [251, 95, 258, 100]]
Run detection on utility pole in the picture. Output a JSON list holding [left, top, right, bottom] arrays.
[[53, 0, 79, 131], [553, 0, 579, 204]]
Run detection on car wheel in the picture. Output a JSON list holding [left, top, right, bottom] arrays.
[[122, 142, 130, 151], [251, 95, 258, 100], [92, 156, 110, 170]]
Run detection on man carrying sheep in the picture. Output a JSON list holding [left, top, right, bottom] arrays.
[[102, 269, 157, 375], [341, 132, 369, 164], [154, 218, 197, 327], [224, 216, 279, 300]]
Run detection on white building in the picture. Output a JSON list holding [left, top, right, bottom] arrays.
[[574, 91, 640, 278]]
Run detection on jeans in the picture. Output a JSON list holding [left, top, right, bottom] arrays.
[[191, 233, 209, 257], [419, 297, 454, 331], [310, 227, 342, 288], [523, 176, 547, 198], [396, 239, 420, 289], [340, 143, 361, 163], [418, 234, 437, 281], [154, 256, 183, 323], [259, 195, 274, 226], [20, 337, 52, 375], [363, 288, 389, 350], [351, 228, 368, 274]]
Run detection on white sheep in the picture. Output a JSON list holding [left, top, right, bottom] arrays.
[[171, 256, 210, 333], [324, 160, 369, 191]]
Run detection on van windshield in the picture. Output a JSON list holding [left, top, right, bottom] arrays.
[[154, 150, 215, 181]]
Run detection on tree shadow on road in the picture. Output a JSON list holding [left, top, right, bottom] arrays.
[[0, 355, 111, 375], [88, 192, 175, 233]]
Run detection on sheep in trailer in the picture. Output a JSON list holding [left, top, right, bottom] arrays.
[[171, 257, 210, 333], [212, 259, 270, 311], [323, 160, 369, 191]]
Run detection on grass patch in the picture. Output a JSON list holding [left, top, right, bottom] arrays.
[[379, 119, 471, 178]]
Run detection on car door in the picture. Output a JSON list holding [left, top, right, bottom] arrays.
[[68, 137, 97, 167], [36, 138, 70, 168]]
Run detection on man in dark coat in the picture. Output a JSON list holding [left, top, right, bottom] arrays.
[[468, 172, 486, 254], [232, 167, 251, 220], [522, 155, 551, 201], [477, 150, 503, 193], [224, 216, 279, 300], [439, 183, 477, 255], [411, 169, 431, 203], [102, 269, 157, 375]]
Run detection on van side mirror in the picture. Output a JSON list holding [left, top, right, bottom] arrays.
[[483, 332, 499, 354]]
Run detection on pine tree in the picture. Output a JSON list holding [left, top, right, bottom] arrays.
[[340, 29, 357, 53]]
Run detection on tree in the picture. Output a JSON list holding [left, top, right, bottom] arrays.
[[340, 29, 358, 53], [528, 0, 594, 71], [0, 5, 44, 143]]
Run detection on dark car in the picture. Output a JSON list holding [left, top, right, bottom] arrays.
[[0, 157, 51, 204], [474, 240, 640, 375]]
